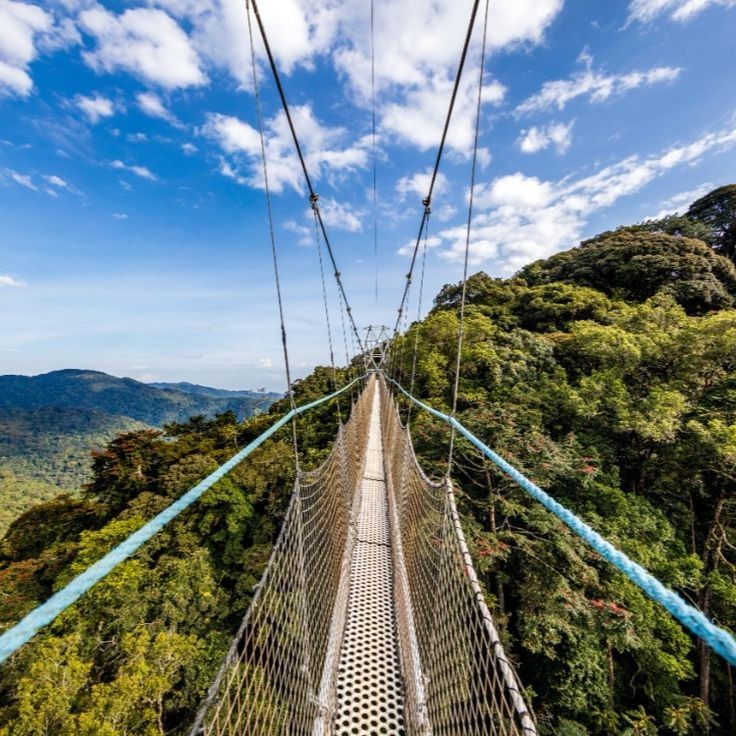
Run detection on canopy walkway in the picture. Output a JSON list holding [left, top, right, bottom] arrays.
[[191, 375, 535, 735], [1, 0, 736, 732]]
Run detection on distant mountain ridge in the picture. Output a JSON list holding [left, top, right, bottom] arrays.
[[0, 405, 148, 486], [0, 369, 277, 425], [149, 381, 281, 402], [0, 370, 279, 533]]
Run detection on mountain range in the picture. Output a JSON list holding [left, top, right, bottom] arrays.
[[0, 369, 278, 425], [0, 370, 279, 532]]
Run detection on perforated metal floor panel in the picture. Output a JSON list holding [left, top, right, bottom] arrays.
[[333, 390, 406, 736]]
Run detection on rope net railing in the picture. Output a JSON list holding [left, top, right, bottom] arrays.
[[379, 376, 537, 736], [190, 380, 375, 735]]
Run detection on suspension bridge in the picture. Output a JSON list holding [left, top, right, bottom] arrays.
[[1, 0, 735, 734]]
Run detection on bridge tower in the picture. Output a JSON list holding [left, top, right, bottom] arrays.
[[363, 325, 390, 371]]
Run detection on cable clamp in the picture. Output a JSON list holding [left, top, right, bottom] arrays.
[[309, 192, 319, 209], [422, 197, 431, 214]]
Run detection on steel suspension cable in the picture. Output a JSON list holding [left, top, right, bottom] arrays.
[[393, 0, 483, 335], [248, 0, 364, 353], [337, 287, 357, 405], [311, 200, 342, 422], [246, 0, 300, 467], [407, 210, 430, 422], [447, 0, 490, 475], [0, 375, 365, 668], [386, 374, 736, 669], [371, 0, 379, 304]]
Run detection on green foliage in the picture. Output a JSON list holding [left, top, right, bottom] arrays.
[[519, 228, 736, 314], [687, 184, 736, 261], [396, 201, 736, 733], [0, 370, 274, 425], [1, 186, 735, 734], [0, 373, 278, 536], [0, 469, 68, 538], [0, 408, 148, 535], [0, 366, 334, 734]]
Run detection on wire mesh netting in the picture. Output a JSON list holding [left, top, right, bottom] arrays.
[[189, 379, 375, 736], [380, 377, 537, 736], [191, 375, 535, 735]]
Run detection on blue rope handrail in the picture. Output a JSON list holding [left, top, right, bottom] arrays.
[[384, 374, 736, 666], [0, 374, 365, 665]]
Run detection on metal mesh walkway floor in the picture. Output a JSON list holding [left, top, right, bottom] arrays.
[[333, 389, 406, 736]]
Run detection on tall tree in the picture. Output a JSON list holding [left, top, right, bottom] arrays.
[[687, 185, 736, 262]]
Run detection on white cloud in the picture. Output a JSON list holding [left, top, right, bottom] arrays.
[[284, 219, 313, 246], [628, 0, 736, 22], [333, 0, 561, 99], [285, 197, 362, 240], [475, 173, 555, 208], [112, 212, 128, 219], [0, 274, 25, 287], [314, 198, 363, 232], [434, 123, 736, 272], [516, 51, 681, 115], [332, 0, 558, 156], [137, 91, 167, 117], [258, 357, 273, 368], [0, 3, 77, 97], [74, 92, 115, 122], [153, 0, 330, 86], [397, 234, 442, 256], [8, 169, 37, 191], [202, 106, 369, 193], [0, 1, 52, 96], [217, 158, 248, 186], [283, 219, 312, 246], [127, 132, 147, 142], [202, 113, 260, 154], [396, 170, 449, 200], [136, 90, 180, 126], [79, 6, 206, 89], [43, 174, 68, 188], [111, 159, 157, 180], [181, 142, 197, 154], [149, 0, 559, 156], [518, 121, 574, 154], [152, 0, 561, 95], [648, 182, 713, 219], [381, 74, 505, 155]]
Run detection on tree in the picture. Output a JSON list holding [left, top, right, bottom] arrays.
[[687, 185, 736, 261], [635, 215, 712, 242], [519, 228, 736, 314]]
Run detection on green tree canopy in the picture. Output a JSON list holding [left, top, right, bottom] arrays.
[[519, 228, 736, 314], [687, 184, 736, 261]]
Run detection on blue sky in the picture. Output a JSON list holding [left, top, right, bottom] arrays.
[[1, 0, 735, 390]]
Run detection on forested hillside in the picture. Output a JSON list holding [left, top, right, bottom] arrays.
[[0, 408, 148, 534], [0, 186, 734, 735], [0, 370, 273, 425], [0, 372, 278, 536], [150, 382, 281, 404]]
